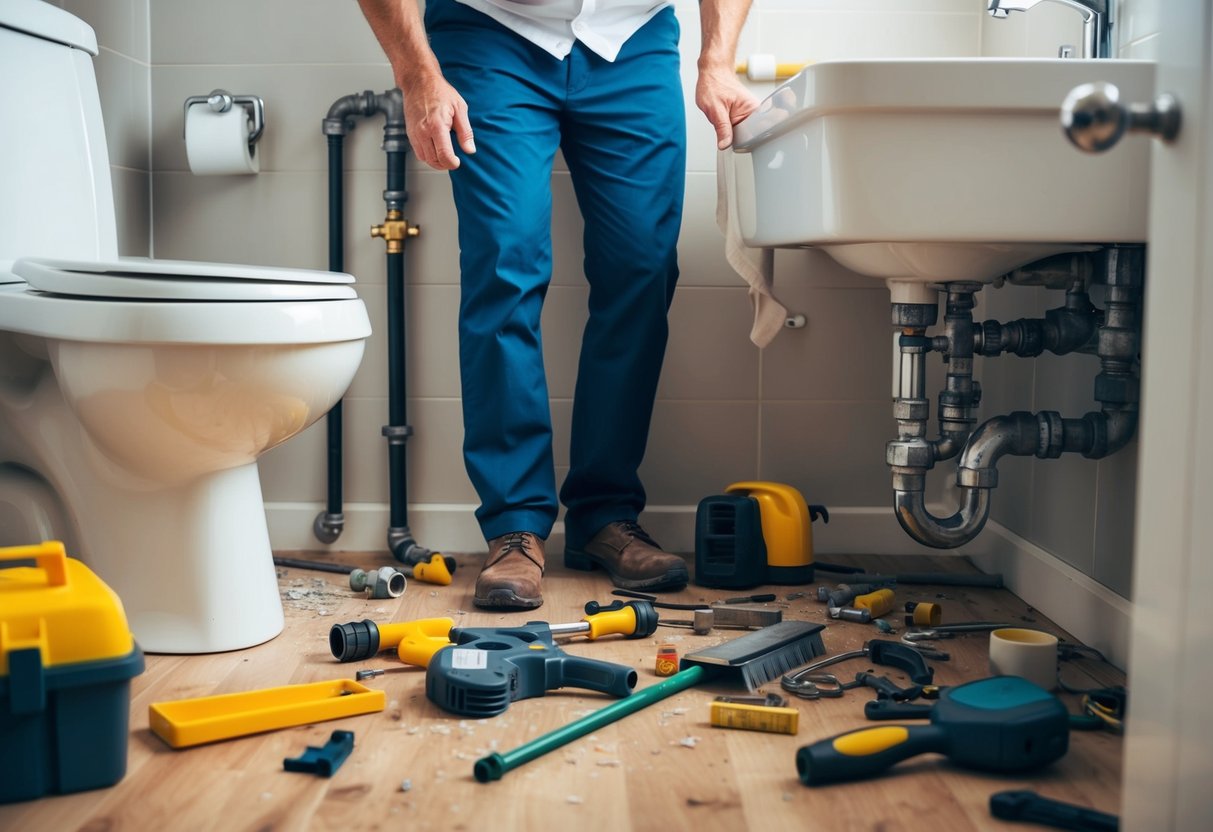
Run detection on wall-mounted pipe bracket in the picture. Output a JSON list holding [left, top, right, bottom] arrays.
[[381, 424, 414, 446]]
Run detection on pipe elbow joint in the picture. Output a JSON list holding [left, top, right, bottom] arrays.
[[894, 487, 991, 549], [313, 511, 344, 544], [1082, 407, 1139, 458], [323, 91, 382, 135]]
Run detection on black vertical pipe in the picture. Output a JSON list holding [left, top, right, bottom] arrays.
[[326, 135, 345, 519], [384, 148, 410, 531], [313, 131, 348, 544]]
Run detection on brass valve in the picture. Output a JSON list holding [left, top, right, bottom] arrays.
[[371, 209, 421, 254]]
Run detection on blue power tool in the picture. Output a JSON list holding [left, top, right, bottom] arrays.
[[426, 623, 640, 718]]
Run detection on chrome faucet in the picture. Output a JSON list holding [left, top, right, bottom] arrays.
[[986, 0, 1112, 59]]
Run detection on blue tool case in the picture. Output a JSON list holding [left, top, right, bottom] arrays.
[[0, 542, 145, 804]]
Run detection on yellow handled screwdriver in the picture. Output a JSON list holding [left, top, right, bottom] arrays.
[[329, 600, 659, 668]]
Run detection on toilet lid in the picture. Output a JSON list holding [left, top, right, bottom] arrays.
[[13, 257, 358, 302]]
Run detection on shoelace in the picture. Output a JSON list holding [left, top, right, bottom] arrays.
[[618, 521, 659, 548], [501, 533, 532, 554], [490, 532, 543, 569]]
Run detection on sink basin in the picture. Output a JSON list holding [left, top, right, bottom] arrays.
[[730, 59, 1154, 304]]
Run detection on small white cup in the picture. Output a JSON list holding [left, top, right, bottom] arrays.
[[988, 628, 1059, 691]]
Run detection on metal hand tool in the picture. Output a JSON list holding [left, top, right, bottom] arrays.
[[783, 639, 934, 699], [658, 605, 783, 635]]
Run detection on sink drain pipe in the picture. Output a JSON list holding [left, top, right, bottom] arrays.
[[888, 247, 1142, 549]]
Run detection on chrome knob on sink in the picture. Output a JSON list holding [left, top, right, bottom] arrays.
[[1061, 81, 1182, 153]]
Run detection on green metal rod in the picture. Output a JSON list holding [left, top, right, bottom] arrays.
[[473, 665, 709, 782]]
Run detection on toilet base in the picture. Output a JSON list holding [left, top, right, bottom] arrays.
[[77, 462, 285, 654]]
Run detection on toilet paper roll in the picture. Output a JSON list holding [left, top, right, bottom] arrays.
[[185, 105, 260, 175], [988, 628, 1059, 691]]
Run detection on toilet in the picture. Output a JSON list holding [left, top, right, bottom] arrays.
[[0, 2, 371, 652]]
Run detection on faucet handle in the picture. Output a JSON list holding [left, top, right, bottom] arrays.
[[1061, 81, 1182, 153]]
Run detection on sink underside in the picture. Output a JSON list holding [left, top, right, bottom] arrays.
[[730, 58, 1154, 300]]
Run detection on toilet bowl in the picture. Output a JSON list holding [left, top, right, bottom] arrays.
[[0, 2, 372, 652], [0, 258, 370, 653]]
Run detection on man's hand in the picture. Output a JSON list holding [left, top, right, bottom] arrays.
[[400, 71, 476, 171], [696, 66, 760, 150]]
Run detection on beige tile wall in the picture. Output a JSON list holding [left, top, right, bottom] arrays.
[[99, 0, 1170, 568], [58, 0, 151, 256], [974, 2, 1160, 599], [107, 0, 986, 555]]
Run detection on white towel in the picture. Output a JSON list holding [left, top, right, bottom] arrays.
[[715, 150, 787, 348]]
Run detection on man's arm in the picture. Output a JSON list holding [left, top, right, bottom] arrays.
[[356, 0, 475, 170], [696, 0, 760, 149]]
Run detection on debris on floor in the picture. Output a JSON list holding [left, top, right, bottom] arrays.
[[279, 576, 347, 613]]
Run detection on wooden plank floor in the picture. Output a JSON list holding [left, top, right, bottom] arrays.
[[1, 550, 1124, 831]]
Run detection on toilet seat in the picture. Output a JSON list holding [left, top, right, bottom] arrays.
[[13, 257, 357, 302], [0, 258, 371, 345]]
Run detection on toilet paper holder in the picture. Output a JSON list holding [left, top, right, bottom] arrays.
[[182, 89, 265, 151]]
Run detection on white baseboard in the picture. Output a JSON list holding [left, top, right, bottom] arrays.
[[970, 524, 1133, 671], [266, 501, 1131, 667], [263, 502, 982, 557]]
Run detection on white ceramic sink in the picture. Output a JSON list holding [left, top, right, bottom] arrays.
[[730, 58, 1154, 304]]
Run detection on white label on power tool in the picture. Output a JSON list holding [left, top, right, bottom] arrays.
[[451, 648, 488, 670]]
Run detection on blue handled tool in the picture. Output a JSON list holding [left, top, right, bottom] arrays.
[[426, 623, 638, 718], [797, 676, 1069, 786]]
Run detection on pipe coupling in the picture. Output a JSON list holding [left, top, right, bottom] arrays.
[[371, 209, 421, 254], [887, 438, 936, 469], [349, 566, 407, 599]]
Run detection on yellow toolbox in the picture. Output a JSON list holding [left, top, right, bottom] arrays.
[[0, 541, 144, 803]]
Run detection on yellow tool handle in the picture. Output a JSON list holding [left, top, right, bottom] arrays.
[[853, 588, 895, 618], [0, 540, 69, 587], [797, 724, 946, 786], [377, 617, 454, 668], [584, 605, 638, 640]]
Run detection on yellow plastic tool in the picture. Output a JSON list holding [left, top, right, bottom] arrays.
[[710, 700, 799, 735], [0, 540, 134, 674], [411, 554, 454, 586], [148, 679, 386, 749], [393, 617, 458, 667], [725, 482, 813, 577], [853, 588, 896, 619]]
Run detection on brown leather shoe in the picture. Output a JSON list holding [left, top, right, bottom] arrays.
[[474, 532, 545, 610], [564, 521, 688, 591]]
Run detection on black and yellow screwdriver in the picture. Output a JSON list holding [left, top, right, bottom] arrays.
[[329, 599, 659, 668], [797, 676, 1070, 786]]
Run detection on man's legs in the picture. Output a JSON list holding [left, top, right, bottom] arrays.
[[556, 9, 688, 587], [426, 1, 566, 607], [427, 0, 564, 542]]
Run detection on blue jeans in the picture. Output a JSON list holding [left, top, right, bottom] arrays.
[[425, 0, 686, 549]]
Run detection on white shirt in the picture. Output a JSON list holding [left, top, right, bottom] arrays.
[[453, 0, 672, 62]]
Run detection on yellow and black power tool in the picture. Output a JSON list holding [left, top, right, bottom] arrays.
[[694, 482, 828, 588]]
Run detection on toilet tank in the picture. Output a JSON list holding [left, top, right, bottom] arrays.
[[0, 0, 118, 268]]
